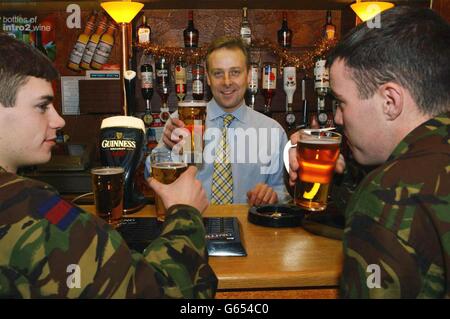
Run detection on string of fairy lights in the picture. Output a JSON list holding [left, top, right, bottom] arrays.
[[137, 37, 337, 73]]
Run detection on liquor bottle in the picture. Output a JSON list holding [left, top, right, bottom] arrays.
[[155, 57, 170, 109], [240, 7, 252, 46], [277, 12, 292, 49], [80, 14, 108, 70], [175, 57, 187, 101], [317, 96, 330, 128], [67, 11, 97, 71], [246, 62, 259, 109], [324, 10, 336, 41], [192, 63, 205, 100], [183, 10, 199, 48], [137, 15, 151, 45], [314, 56, 330, 96], [141, 63, 154, 125], [91, 21, 116, 70], [262, 62, 277, 117], [283, 66, 297, 130], [300, 76, 308, 128]]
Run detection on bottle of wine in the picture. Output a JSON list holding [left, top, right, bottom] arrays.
[[324, 10, 336, 40], [277, 12, 292, 48], [183, 10, 199, 48], [67, 11, 97, 71], [262, 62, 277, 117], [91, 21, 116, 70], [80, 14, 108, 70], [240, 7, 252, 46], [137, 15, 151, 45]]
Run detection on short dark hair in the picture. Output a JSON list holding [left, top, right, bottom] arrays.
[[0, 32, 58, 108], [206, 36, 251, 71], [327, 6, 450, 116]]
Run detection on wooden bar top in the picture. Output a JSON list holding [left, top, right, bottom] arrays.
[[79, 204, 343, 293]]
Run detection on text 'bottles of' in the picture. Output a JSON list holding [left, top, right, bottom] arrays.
[[277, 12, 292, 48], [184, 10, 199, 48], [240, 7, 252, 46]]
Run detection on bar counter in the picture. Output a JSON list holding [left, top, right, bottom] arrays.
[[79, 204, 343, 299]]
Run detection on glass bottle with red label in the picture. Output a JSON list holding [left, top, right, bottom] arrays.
[[192, 63, 205, 100], [246, 62, 259, 109], [262, 62, 277, 116]]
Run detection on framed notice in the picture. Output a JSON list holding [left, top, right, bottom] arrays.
[[61, 76, 84, 115]]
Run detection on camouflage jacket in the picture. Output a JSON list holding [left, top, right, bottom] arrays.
[[341, 113, 450, 299], [0, 168, 218, 298]]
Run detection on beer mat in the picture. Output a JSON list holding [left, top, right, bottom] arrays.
[[248, 205, 304, 227], [301, 206, 344, 240], [117, 217, 247, 257]]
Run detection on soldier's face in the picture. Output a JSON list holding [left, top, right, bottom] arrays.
[[330, 59, 392, 165], [206, 48, 249, 113], [0, 76, 65, 172]]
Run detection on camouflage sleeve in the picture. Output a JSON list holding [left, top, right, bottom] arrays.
[[0, 175, 217, 298]]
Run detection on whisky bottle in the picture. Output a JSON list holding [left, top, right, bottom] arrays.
[[183, 10, 199, 48], [314, 56, 330, 96], [277, 12, 292, 49], [175, 57, 187, 101], [262, 62, 277, 116], [324, 10, 336, 40], [192, 63, 205, 100], [137, 15, 151, 45]]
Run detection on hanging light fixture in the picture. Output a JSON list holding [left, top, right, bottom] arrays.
[[101, 0, 144, 115], [351, 0, 395, 22]]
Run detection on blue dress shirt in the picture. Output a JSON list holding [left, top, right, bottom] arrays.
[[147, 99, 290, 204]]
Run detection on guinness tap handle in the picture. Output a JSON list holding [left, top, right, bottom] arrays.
[[124, 70, 136, 116]]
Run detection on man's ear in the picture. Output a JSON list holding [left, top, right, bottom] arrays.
[[379, 82, 403, 121]]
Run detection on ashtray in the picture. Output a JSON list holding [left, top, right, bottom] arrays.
[[248, 204, 305, 227]]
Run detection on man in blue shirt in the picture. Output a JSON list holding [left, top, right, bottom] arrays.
[[156, 37, 289, 205]]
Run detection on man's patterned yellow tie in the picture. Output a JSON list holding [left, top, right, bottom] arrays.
[[211, 114, 234, 204]]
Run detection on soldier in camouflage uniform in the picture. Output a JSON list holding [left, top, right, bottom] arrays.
[[0, 33, 217, 298], [288, 7, 450, 298]]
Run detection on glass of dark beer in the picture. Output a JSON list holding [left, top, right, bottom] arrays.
[[150, 149, 188, 222], [178, 100, 207, 164], [91, 167, 124, 228], [284, 129, 341, 211]]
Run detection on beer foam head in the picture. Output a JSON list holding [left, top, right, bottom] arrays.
[[101, 116, 145, 134], [178, 100, 207, 108], [299, 130, 341, 144], [91, 167, 124, 175]]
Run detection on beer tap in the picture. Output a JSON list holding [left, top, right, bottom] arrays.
[[124, 70, 136, 116]]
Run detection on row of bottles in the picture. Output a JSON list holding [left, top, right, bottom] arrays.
[[135, 9, 335, 49], [67, 11, 117, 71]]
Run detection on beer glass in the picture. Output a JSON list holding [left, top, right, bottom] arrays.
[[150, 149, 188, 222], [178, 100, 207, 164], [91, 167, 125, 228], [283, 129, 341, 211]]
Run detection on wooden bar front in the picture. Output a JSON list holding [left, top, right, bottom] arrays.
[[80, 204, 343, 298]]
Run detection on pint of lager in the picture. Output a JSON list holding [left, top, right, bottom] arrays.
[[150, 150, 187, 222], [91, 167, 124, 228], [99, 116, 146, 212], [283, 129, 341, 211], [178, 100, 207, 164]]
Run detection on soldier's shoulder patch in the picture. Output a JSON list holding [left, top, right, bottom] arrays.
[[36, 195, 80, 231]]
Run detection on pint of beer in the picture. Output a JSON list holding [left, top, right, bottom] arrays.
[[178, 100, 207, 163], [283, 130, 341, 211], [150, 150, 187, 222], [91, 167, 124, 228]]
